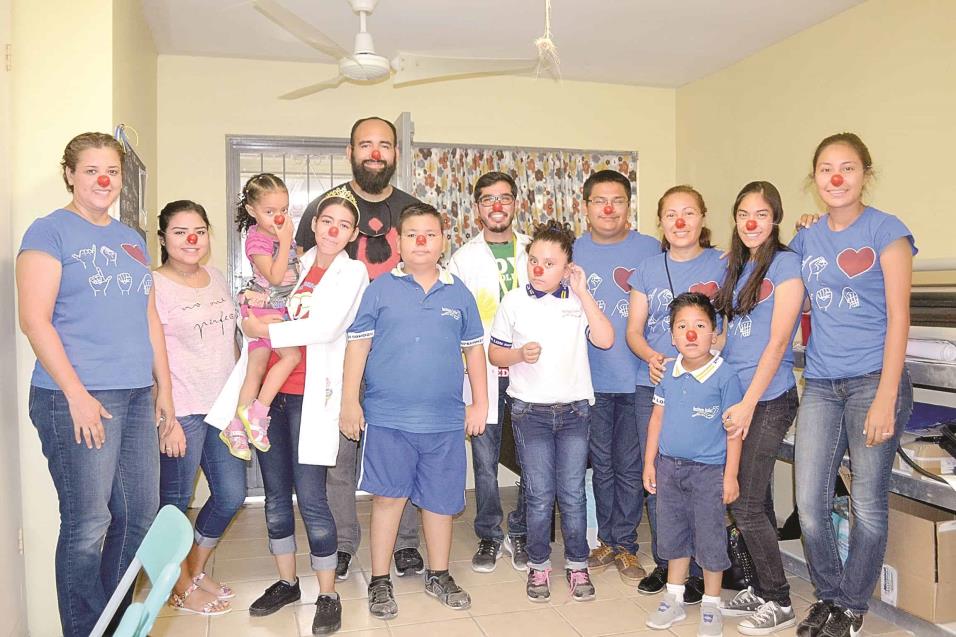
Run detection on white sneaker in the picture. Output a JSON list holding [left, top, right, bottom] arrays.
[[698, 602, 723, 636], [738, 601, 796, 635], [646, 592, 686, 630]]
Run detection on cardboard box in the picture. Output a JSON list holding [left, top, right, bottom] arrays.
[[877, 493, 956, 623], [894, 441, 956, 477]]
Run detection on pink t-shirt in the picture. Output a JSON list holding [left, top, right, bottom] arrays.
[[244, 224, 300, 308], [154, 266, 238, 417]]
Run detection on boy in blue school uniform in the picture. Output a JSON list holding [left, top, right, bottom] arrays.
[[643, 292, 744, 637], [340, 203, 488, 620]]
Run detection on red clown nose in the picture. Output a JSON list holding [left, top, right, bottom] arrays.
[[675, 218, 686, 229], [830, 174, 844, 187], [273, 214, 285, 226], [603, 204, 614, 215], [415, 234, 427, 246], [370, 149, 382, 161], [97, 175, 111, 187], [328, 226, 339, 238], [533, 265, 544, 277], [492, 201, 504, 213], [186, 233, 198, 245], [745, 219, 758, 232], [686, 329, 698, 342]]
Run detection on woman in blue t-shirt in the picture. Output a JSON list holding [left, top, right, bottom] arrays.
[[625, 185, 726, 600], [713, 182, 804, 634], [16, 132, 176, 637], [789, 133, 915, 637]]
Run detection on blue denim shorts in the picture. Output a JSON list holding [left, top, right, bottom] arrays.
[[655, 454, 731, 572], [359, 424, 466, 515]]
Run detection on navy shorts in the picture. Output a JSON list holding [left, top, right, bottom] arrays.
[[358, 424, 466, 515], [655, 454, 731, 572]]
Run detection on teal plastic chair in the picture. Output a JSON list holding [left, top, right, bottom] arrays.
[[90, 505, 193, 637]]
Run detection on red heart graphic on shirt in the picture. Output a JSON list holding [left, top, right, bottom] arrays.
[[613, 267, 635, 292], [367, 217, 384, 232], [757, 278, 775, 303], [837, 247, 876, 278], [121, 243, 148, 267], [689, 280, 719, 299]]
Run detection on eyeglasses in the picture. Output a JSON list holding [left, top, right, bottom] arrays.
[[478, 194, 516, 207], [588, 197, 629, 207]]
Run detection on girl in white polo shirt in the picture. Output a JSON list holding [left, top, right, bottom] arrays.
[[488, 221, 614, 604]]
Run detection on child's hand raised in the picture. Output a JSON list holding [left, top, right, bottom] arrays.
[[273, 213, 294, 244], [642, 465, 657, 495], [722, 474, 739, 504], [567, 264, 588, 296], [521, 342, 542, 364], [339, 400, 365, 441]]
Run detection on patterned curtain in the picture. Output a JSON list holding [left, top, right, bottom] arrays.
[[411, 145, 639, 257]]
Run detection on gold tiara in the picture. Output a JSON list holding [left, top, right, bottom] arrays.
[[322, 185, 360, 212]]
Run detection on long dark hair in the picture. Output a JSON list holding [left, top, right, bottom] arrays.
[[657, 185, 712, 251], [235, 173, 288, 233], [157, 200, 211, 264], [714, 181, 789, 320]]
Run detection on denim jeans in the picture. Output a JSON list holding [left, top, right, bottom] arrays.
[[327, 431, 420, 556], [257, 393, 337, 571], [471, 376, 527, 541], [159, 414, 247, 547], [636, 385, 702, 577], [795, 369, 913, 614], [511, 398, 590, 570], [729, 386, 798, 605], [30, 385, 160, 637], [589, 391, 643, 555]]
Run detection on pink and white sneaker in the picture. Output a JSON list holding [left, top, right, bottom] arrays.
[[219, 417, 251, 461], [238, 400, 271, 452]]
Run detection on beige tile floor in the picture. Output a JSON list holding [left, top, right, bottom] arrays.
[[139, 487, 914, 636]]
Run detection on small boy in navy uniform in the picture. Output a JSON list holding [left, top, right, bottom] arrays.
[[642, 292, 743, 637], [340, 203, 488, 620]]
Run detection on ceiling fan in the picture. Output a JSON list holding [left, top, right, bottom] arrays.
[[253, 0, 540, 99]]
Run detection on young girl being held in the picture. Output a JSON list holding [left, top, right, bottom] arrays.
[[221, 173, 301, 459], [488, 221, 613, 604]]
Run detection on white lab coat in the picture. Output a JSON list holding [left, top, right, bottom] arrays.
[[206, 249, 369, 466], [447, 230, 530, 424]]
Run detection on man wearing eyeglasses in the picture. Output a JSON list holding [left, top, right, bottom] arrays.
[[295, 116, 425, 582], [573, 169, 662, 585], [447, 171, 531, 573]]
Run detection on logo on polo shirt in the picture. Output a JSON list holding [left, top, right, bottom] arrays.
[[691, 405, 720, 419], [561, 309, 582, 318], [441, 307, 461, 320]]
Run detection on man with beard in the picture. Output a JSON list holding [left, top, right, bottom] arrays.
[[447, 172, 531, 572], [296, 116, 424, 581]]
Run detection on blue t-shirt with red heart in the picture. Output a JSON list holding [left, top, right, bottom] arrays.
[[789, 206, 916, 379], [574, 231, 661, 393], [722, 250, 802, 400], [629, 247, 727, 387]]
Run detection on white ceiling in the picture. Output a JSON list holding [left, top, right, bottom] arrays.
[[142, 0, 865, 88]]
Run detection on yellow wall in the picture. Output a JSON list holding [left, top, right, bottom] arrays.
[[11, 1, 157, 634], [157, 55, 677, 271], [676, 0, 956, 260]]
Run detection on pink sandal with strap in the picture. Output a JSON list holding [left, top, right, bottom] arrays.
[[193, 571, 235, 600], [219, 417, 252, 461], [168, 582, 231, 616]]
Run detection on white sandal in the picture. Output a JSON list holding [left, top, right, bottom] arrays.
[[168, 582, 231, 616], [193, 571, 236, 600]]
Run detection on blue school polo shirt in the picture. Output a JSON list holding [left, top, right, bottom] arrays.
[[789, 207, 916, 379], [347, 264, 483, 433], [573, 231, 662, 393], [722, 251, 803, 401], [653, 354, 743, 465], [629, 248, 727, 387]]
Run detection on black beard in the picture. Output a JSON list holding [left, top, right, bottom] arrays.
[[352, 157, 396, 194]]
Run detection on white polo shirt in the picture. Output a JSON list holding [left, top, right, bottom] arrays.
[[490, 284, 595, 405]]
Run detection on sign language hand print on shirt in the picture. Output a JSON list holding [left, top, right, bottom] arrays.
[[805, 256, 828, 282], [840, 287, 861, 309], [89, 268, 112, 296], [72, 244, 97, 270], [99, 245, 118, 267], [586, 273, 603, 296], [815, 287, 833, 311], [138, 273, 153, 296], [117, 273, 133, 295]]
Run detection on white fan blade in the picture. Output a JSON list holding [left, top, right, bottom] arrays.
[[279, 75, 346, 100], [253, 0, 349, 60], [391, 52, 537, 87]]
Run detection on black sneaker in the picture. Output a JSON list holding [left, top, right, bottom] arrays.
[[820, 607, 863, 637], [335, 551, 351, 581], [797, 600, 835, 637], [249, 578, 301, 617], [683, 575, 704, 605], [638, 565, 668, 594], [393, 547, 425, 576], [504, 535, 529, 571], [311, 593, 342, 634], [471, 538, 502, 573], [367, 578, 398, 619], [424, 572, 471, 610]]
